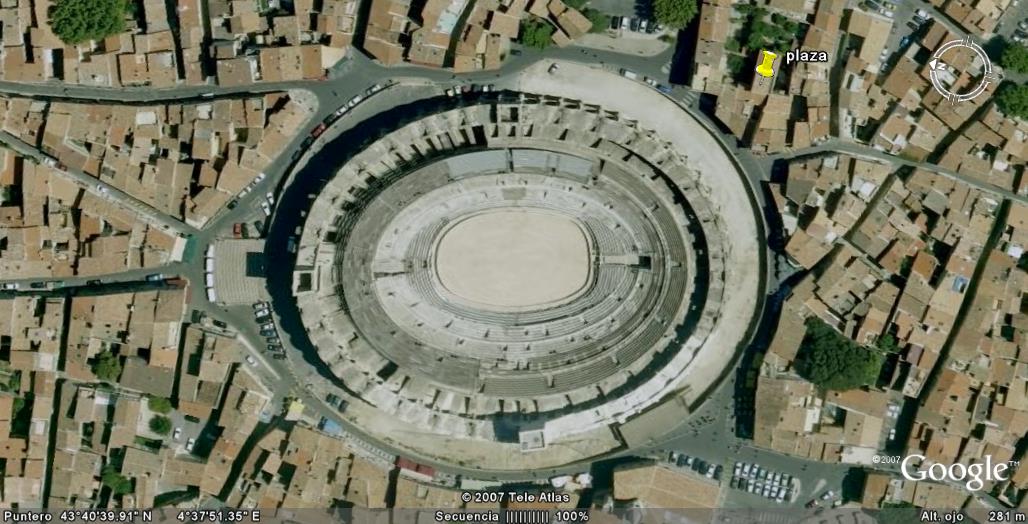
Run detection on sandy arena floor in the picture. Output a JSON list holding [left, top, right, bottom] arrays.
[[434, 209, 591, 309]]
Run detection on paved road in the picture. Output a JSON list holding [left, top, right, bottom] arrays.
[[0, 129, 198, 237], [770, 138, 1028, 204]]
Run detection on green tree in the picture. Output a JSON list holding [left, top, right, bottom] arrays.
[[996, 83, 1028, 119], [92, 350, 122, 382], [796, 318, 884, 391], [582, 8, 611, 33], [147, 396, 173, 414], [149, 415, 172, 435], [49, 0, 130, 44], [652, 0, 698, 29], [101, 465, 133, 495], [1001, 44, 1028, 74], [876, 333, 900, 353], [727, 55, 746, 77], [877, 501, 918, 524], [520, 19, 554, 49]]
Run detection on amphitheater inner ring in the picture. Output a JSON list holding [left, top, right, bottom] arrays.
[[288, 85, 762, 471], [338, 165, 690, 378]]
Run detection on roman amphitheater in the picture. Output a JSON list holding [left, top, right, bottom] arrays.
[[288, 63, 764, 471]]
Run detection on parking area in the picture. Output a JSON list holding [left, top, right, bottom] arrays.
[[666, 451, 724, 482], [251, 301, 286, 361], [728, 461, 796, 504], [869, 1, 933, 74]]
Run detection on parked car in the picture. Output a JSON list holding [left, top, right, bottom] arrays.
[[145, 273, 164, 282], [86, 279, 102, 286], [186, 438, 196, 452], [245, 355, 258, 367], [266, 336, 281, 345], [272, 353, 286, 360], [267, 344, 282, 352], [173, 427, 182, 440], [1, 283, 19, 290]]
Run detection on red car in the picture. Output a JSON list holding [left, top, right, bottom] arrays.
[[311, 123, 326, 138], [233, 223, 243, 238]]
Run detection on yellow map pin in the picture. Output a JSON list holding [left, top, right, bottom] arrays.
[[755, 50, 777, 78]]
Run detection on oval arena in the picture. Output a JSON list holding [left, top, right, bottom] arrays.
[[287, 87, 762, 470]]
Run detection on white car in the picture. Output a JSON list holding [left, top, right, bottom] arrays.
[[347, 95, 363, 108], [173, 427, 182, 440], [96, 184, 109, 195], [245, 355, 257, 367], [265, 192, 275, 205], [254, 172, 266, 183], [185, 438, 195, 452], [1, 283, 18, 290], [260, 201, 271, 216]]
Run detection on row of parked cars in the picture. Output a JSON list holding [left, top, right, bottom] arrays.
[[667, 451, 723, 480], [445, 84, 495, 97], [1013, 19, 1028, 44], [253, 302, 286, 360], [731, 461, 792, 503], [3, 274, 164, 291], [619, 69, 673, 94], [608, 16, 661, 34]]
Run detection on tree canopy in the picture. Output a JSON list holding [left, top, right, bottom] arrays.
[[1001, 44, 1028, 74], [147, 396, 173, 414], [520, 20, 554, 49], [583, 8, 611, 33], [996, 83, 1028, 120], [101, 465, 133, 495], [652, 0, 698, 29], [733, 6, 804, 53], [149, 415, 172, 435], [49, 0, 128, 44], [92, 351, 122, 382], [795, 318, 883, 391]]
